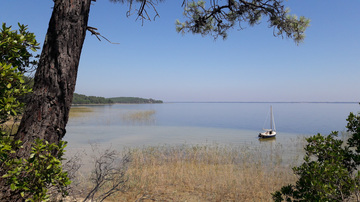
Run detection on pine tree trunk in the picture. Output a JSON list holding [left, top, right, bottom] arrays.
[[14, 0, 92, 158]]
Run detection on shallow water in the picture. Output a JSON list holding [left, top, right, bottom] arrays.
[[64, 102, 359, 152]]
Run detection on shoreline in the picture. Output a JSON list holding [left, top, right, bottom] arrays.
[[71, 102, 163, 106]]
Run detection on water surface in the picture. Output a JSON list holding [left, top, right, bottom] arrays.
[[64, 102, 359, 151]]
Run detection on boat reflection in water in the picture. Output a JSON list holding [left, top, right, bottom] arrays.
[[258, 137, 276, 143]]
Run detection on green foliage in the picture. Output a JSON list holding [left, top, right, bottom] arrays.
[[273, 108, 360, 201], [0, 138, 71, 201], [177, 0, 310, 42], [109, 97, 163, 104], [0, 62, 32, 125], [72, 93, 163, 104], [1, 23, 70, 201], [0, 136, 21, 166], [0, 23, 37, 127], [347, 112, 360, 154], [72, 93, 114, 104], [0, 23, 40, 72]]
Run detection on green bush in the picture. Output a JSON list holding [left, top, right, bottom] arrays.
[[1, 138, 71, 201], [1, 22, 71, 201], [1, 22, 37, 127], [0, 23, 39, 72], [0, 62, 32, 125], [273, 108, 360, 201]]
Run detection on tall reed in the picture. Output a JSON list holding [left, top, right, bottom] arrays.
[[101, 142, 301, 201]]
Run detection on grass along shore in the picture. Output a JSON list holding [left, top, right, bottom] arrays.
[[68, 140, 306, 201]]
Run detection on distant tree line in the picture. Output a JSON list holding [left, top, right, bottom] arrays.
[[72, 93, 163, 104], [109, 97, 163, 104], [72, 93, 113, 104]]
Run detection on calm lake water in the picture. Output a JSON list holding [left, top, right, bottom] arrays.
[[64, 102, 359, 151]]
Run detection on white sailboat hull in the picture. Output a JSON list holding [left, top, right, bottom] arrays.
[[258, 130, 276, 138]]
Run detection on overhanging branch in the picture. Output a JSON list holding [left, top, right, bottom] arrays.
[[87, 26, 120, 44]]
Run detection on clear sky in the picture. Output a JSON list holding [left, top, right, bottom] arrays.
[[1, 0, 360, 102]]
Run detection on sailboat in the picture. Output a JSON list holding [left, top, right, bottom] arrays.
[[258, 106, 276, 138]]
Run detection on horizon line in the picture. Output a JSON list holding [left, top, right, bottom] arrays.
[[164, 101, 359, 104]]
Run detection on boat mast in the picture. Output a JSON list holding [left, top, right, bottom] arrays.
[[270, 105, 273, 130]]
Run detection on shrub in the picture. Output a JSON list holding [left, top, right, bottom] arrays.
[[1, 22, 70, 201], [273, 108, 360, 201], [0, 138, 71, 201]]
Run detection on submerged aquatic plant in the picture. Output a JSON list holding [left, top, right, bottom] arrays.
[[121, 110, 156, 125]]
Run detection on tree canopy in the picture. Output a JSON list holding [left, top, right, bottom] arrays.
[[178, 0, 309, 41], [111, 0, 309, 42]]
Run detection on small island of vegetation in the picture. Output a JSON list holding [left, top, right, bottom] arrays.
[[72, 93, 163, 104]]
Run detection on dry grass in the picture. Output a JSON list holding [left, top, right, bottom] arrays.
[[83, 143, 300, 201], [0, 116, 21, 135]]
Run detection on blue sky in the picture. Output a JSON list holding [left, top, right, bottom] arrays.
[[1, 0, 360, 102]]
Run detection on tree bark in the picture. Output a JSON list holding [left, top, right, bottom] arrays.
[[14, 0, 92, 157]]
